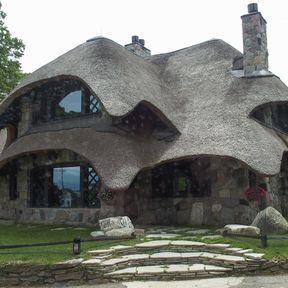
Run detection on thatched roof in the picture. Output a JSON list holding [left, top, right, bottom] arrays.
[[1, 37, 288, 189]]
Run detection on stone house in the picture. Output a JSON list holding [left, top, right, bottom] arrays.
[[0, 3, 288, 226]]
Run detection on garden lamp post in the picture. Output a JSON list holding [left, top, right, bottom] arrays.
[[73, 237, 81, 255]]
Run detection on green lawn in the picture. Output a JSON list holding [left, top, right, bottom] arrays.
[[0, 224, 287, 264], [0, 224, 140, 264]]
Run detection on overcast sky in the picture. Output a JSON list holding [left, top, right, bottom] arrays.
[[2, 0, 288, 85]]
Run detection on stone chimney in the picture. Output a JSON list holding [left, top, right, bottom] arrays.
[[241, 3, 269, 77], [125, 36, 151, 57]]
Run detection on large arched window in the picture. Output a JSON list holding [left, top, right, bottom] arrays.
[[31, 79, 102, 123], [30, 163, 101, 208]]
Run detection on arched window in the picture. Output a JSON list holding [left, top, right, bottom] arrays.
[[31, 79, 101, 123], [251, 102, 288, 134], [30, 163, 101, 208]]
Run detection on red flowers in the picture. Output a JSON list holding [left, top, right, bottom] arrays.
[[244, 186, 267, 201]]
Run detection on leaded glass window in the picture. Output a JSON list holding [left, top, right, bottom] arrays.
[[30, 163, 101, 208]]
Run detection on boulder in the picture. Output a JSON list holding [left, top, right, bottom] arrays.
[[223, 224, 260, 237], [251, 206, 288, 235], [99, 216, 135, 237]]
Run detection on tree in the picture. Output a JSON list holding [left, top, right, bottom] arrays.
[[0, 2, 25, 100]]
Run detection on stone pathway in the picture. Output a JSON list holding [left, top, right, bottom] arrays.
[[83, 240, 265, 281]]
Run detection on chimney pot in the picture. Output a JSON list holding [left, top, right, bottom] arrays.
[[248, 3, 258, 13], [132, 36, 139, 43], [139, 39, 145, 46]]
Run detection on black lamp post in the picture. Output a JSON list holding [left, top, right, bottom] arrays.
[[73, 237, 81, 255]]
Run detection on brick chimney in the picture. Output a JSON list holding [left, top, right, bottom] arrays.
[[241, 3, 270, 77], [125, 36, 151, 57]]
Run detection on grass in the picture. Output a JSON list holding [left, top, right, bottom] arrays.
[[0, 224, 141, 264], [0, 224, 288, 264]]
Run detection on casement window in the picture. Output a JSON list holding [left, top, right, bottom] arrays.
[[30, 163, 101, 208]]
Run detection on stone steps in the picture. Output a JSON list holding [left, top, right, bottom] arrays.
[[85, 240, 265, 281]]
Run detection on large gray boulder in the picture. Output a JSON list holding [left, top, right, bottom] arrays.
[[223, 224, 260, 237], [251, 206, 288, 235], [99, 216, 135, 237]]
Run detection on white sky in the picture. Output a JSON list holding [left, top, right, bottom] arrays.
[[2, 0, 288, 85]]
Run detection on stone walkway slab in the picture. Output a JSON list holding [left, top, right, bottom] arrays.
[[146, 234, 180, 239], [100, 258, 128, 266], [171, 240, 205, 246], [189, 264, 205, 272], [137, 265, 165, 274], [225, 247, 243, 252], [181, 252, 204, 258], [151, 252, 182, 259], [235, 249, 253, 255], [123, 254, 150, 260], [165, 264, 189, 273], [136, 240, 171, 248], [206, 243, 230, 249], [214, 254, 245, 262], [201, 252, 221, 259], [244, 253, 264, 260], [82, 259, 102, 265]]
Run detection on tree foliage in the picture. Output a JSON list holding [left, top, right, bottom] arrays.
[[0, 2, 25, 100]]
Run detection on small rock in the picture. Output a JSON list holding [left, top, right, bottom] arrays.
[[90, 231, 105, 238], [251, 206, 288, 235], [223, 224, 260, 237]]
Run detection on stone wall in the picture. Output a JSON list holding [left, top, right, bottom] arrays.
[[0, 151, 285, 226], [1, 255, 288, 286]]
